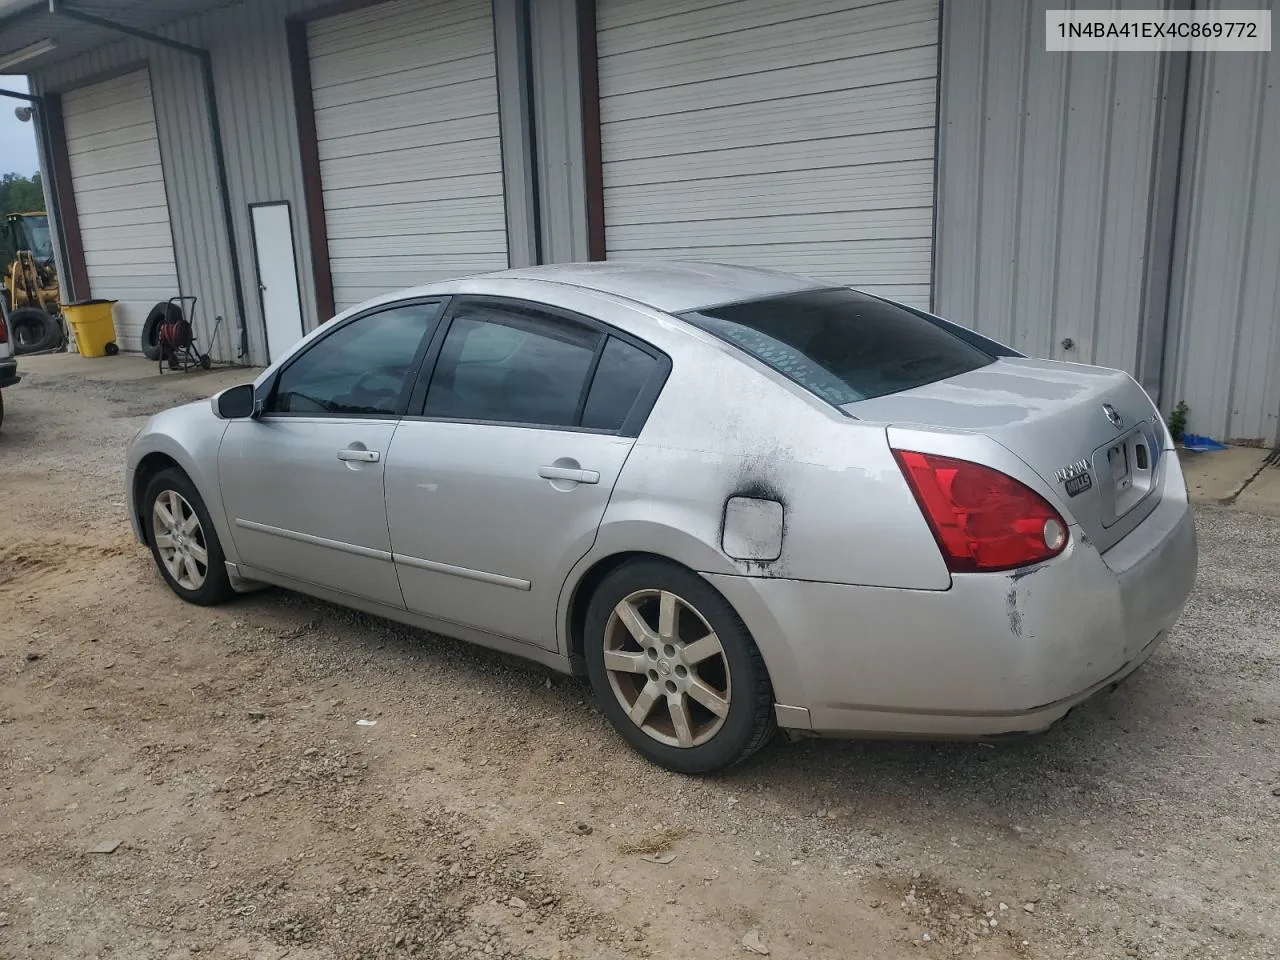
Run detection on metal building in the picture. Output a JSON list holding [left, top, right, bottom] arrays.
[[0, 0, 1275, 444]]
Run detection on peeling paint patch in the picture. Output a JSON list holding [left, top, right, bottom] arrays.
[[731, 478, 786, 505], [1006, 584, 1023, 639], [1009, 560, 1049, 583]]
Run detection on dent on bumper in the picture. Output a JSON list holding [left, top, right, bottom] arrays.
[[708, 497, 1196, 739]]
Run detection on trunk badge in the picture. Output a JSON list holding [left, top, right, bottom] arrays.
[[1055, 459, 1089, 483], [1102, 403, 1124, 429], [1055, 459, 1093, 497]]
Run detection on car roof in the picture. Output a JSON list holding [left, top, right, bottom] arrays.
[[477, 260, 830, 314]]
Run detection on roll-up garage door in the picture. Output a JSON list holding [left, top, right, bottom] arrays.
[[597, 0, 939, 308], [308, 0, 509, 313], [62, 69, 179, 351]]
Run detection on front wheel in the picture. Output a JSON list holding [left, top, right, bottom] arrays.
[[143, 468, 233, 605], [584, 560, 776, 774]]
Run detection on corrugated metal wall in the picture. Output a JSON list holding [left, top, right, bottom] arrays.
[[30, 0, 544, 364], [596, 0, 940, 307], [307, 0, 509, 310], [30, 0, 338, 365], [933, 0, 1175, 374], [32, 31, 241, 361], [1164, 0, 1279, 446], [28, 0, 1278, 444], [200, 0, 328, 360]]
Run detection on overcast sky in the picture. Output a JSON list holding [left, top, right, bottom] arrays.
[[0, 75, 41, 177]]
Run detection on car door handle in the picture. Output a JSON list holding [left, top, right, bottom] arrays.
[[538, 465, 599, 484], [337, 448, 380, 463]]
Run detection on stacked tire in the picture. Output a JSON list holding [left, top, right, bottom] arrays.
[[141, 301, 184, 361], [8, 308, 62, 355]]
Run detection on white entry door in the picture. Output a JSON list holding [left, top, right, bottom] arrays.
[[250, 202, 306, 362]]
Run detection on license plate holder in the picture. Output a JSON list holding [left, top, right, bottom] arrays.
[[1107, 442, 1131, 492], [1094, 424, 1158, 527]]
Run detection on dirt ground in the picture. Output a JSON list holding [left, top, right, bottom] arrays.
[[1, 361, 1278, 960]]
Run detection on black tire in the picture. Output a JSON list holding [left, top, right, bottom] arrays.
[[104, 342, 119, 356], [199, 354, 212, 370], [141, 302, 183, 361], [8, 307, 61, 355], [584, 560, 776, 774], [142, 467, 233, 606]]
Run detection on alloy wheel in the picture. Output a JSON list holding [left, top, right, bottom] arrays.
[[152, 489, 209, 590], [602, 588, 731, 748]]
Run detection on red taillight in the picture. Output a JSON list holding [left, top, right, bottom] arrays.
[[0, 319, 8, 344], [892, 450, 1068, 573]]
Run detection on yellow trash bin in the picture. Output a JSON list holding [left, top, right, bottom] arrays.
[[62, 299, 119, 358]]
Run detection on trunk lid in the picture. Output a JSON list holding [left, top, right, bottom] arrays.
[[844, 357, 1166, 553]]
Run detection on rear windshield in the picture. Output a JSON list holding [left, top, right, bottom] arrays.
[[679, 288, 993, 406]]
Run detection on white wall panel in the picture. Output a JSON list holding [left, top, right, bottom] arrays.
[[597, 0, 939, 306], [62, 69, 178, 353], [308, 0, 508, 310]]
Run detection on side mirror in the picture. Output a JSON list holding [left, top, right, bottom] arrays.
[[213, 383, 259, 419]]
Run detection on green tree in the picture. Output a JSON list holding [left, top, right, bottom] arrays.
[[0, 172, 47, 268]]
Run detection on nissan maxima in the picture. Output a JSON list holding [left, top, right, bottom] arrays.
[[125, 262, 1197, 773]]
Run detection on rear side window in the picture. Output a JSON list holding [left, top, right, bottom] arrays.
[[680, 288, 993, 406], [424, 304, 601, 426], [581, 337, 658, 431]]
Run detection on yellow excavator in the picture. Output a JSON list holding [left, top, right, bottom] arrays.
[[4, 211, 64, 354]]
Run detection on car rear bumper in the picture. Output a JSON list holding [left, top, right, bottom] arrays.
[[706, 456, 1197, 738]]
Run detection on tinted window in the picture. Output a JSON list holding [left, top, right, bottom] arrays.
[[581, 337, 658, 431], [270, 302, 441, 415], [425, 304, 602, 426], [680, 288, 992, 406], [24, 215, 54, 261]]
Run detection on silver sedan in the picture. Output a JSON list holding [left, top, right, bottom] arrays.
[[125, 262, 1198, 773]]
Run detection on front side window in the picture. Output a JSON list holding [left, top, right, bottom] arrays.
[[269, 301, 442, 416], [424, 303, 602, 427], [680, 288, 993, 406]]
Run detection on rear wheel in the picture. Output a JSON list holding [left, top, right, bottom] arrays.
[[584, 560, 776, 773], [8, 307, 61, 355], [143, 468, 232, 605]]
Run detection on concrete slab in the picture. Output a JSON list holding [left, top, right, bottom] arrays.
[[1235, 464, 1280, 517], [15, 352, 259, 395], [1181, 445, 1269, 503]]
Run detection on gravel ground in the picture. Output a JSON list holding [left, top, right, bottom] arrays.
[[1, 365, 1277, 960]]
